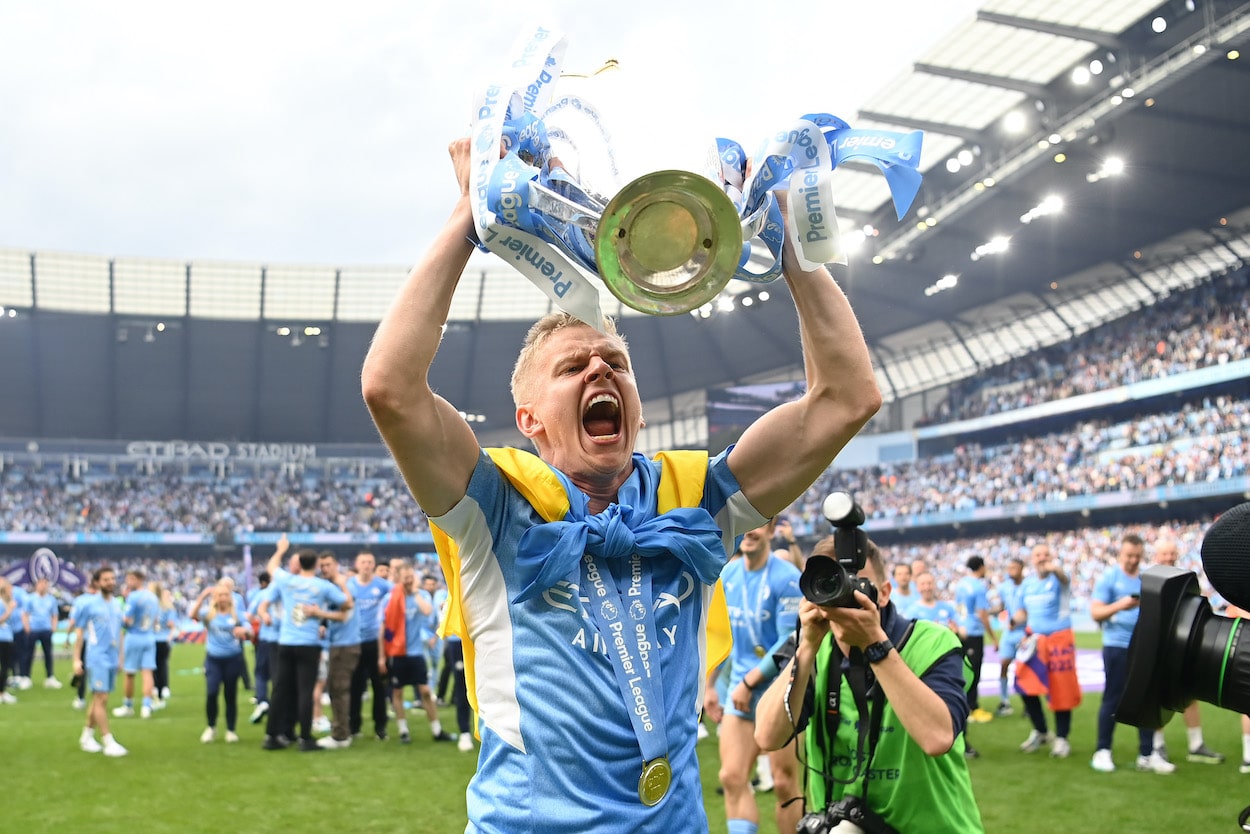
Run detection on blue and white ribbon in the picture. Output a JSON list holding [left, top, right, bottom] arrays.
[[470, 27, 925, 323]]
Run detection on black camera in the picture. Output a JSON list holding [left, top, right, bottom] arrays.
[[799, 492, 878, 608], [1118, 501, 1250, 728], [797, 795, 897, 834]]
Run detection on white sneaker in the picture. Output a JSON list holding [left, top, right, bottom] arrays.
[[1020, 730, 1053, 753], [0, 692, 16, 704], [458, 733, 474, 752], [17, 677, 32, 690], [161, 687, 170, 700], [755, 754, 775, 792], [1091, 749, 1116, 772], [112, 705, 134, 718], [312, 716, 332, 734], [151, 699, 165, 711], [225, 731, 239, 744], [320, 692, 331, 707], [200, 727, 216, 743], [1137, 751, 1177, 774], [71, 698, 85, 710], [140, 705, 152, 719], [102, 739, 128, 757], [1050, 737, 1071, 758], [316, 735, 351, 749], [80, 735, 103, 753], [44, 677, 63, 689], [249, 702, 269, 724]]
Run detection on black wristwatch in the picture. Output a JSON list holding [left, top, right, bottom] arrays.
[[864, 638, 894, 664]]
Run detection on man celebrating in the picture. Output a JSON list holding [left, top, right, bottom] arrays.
[[706, 520, 803, 834], [113, 570, 160, 719], [994, 558, 1026, 717], [1014, 543, 1080, 758], [754, 537, 983, 833], [1090, 533, 1173, 774], [360, 134, 881, 832], [348, 550, 392, 740], [954, 556, 997, 726], [73, 567, 127, 757], [22, 578, 60, 688], [379, 561, 455, 744], [261, 546, 352, 752]]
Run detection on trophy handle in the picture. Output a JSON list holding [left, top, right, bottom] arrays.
[[595, 170, 743, 316]]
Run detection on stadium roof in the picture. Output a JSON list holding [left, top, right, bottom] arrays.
[[1, 0, 1248, 447]]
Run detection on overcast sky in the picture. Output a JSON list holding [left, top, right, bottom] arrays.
[[0, 0, 982, 266]]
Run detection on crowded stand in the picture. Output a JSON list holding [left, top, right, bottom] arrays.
[[783, 394, 1249, 530], [918, 269, 1250, 425], [0, 466, 430, 537]]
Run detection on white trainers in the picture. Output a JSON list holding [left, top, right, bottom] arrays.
[[44, 677, 63, 689], [102, 739, 128, 757], [458, 733, 474, 752], [312, 716, 332, 734], [1020, 730, 1053, 753], [1137, 751, 1177, 774], [1050, 737, 1071, 758], [0, 692, 17, 704], [316, 735, 351, 749], [1091, 749, 1116, 772], [112, 705, 134, 718], [225, 731, 239, 744], [140, 705, 152, 719], [161, 687, 171, 700], [249, 702, 269, 724], [200, 727, 216, 743], [71, 697, 85, 710], [755, 754, 775, 792], [80, 735, 103, 753], [320, 692, 331, 707], [17, 677, 32, 690], [151, 699, 165, 711]]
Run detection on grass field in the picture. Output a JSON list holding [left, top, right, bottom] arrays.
[[5, 637, 1249, 833]]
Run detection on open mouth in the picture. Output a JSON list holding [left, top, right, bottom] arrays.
[[583, 393, 622, 440]]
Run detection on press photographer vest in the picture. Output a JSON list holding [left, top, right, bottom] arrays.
[[808, 619, 984, 834]]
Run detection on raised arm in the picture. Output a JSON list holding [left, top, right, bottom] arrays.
[[728, 196, 882, 517], [360, 139, 484, 518]]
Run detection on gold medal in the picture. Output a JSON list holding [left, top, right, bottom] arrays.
[[638, 757, 672, 806], [754, 645, 766, 658]]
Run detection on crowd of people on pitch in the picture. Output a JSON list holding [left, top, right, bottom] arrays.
[[0, 545, 471, 758], [783, 394, 1249, 532], [918, 269, 1250, 426]]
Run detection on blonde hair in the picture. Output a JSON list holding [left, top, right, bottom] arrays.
[[509, 312, 627, 405], [150, 581, 172, 611], [0, 578, 10, 603]]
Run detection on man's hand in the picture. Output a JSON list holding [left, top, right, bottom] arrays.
[[730, 680, 754, 714], [1119, 595, 1140, 611], [817, 592, 887, 652], [703, 686, 724, 724]]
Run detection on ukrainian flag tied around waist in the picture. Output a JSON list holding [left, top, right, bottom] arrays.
[[431, 447, 733, 724]]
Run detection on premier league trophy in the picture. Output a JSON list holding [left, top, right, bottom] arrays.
[[470, 27, 924, 325]]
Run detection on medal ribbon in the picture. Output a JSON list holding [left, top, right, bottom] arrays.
[[739, 558, 771, 655], [581, 551, 669, 769]]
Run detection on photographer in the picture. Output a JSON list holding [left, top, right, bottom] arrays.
[[755, 536, 983, 834]]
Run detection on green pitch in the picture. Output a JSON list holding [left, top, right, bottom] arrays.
[[4, 643, 1248, 832]]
